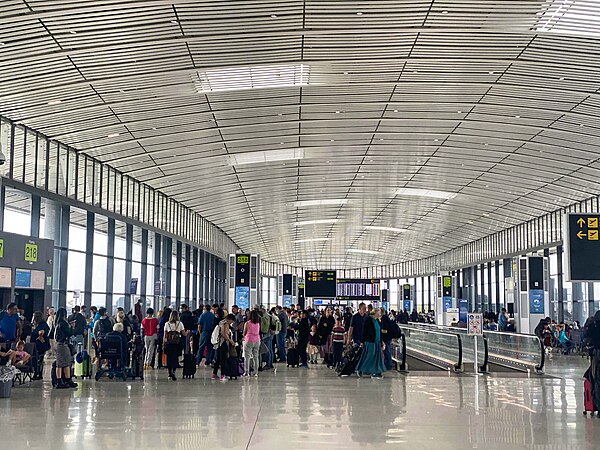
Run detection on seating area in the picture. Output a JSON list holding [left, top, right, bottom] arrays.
[[0, 342, 43, 386]]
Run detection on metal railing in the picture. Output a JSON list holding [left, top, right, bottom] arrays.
[[400, 325, 463, 372], [407, 322, 545, 374], [390, 331, 407, 372]]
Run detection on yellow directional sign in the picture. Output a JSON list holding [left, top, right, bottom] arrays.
[[567, 214, 600, 281], [577, 217, 586, 227], [589, 217, 598, 229], [590, 230, 599, 241], [577, 231, 587, 240]]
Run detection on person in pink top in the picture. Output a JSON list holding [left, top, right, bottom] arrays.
[[243, 309, 261, 377]]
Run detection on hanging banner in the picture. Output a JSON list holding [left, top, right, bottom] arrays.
[[458, 298, 468, 323]]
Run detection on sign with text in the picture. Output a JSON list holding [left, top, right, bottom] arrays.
[[235, 286, 250, 310], [566, 213, 600, 281], [442, 276, 452, 297], [235, 253, 250, 287], [304, 270, 337, 297], [0, 239, 4, 258], [25, 243, 38, 263], [130, 278, 139, 295], [529, 289, 545, 314], [15, 269, 31, 288], [443, 296, 452, 312], [467, 313, 483, 336], [336, 279, 380, 300], [402, 284, 411, 300]]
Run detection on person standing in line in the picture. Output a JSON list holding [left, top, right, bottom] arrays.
[[157, 307, 171, 369], [259, 307, 274, 371], [356, 308, 387, 380], [54, 307, 78, 389], [163, 310, 187, 380], [46, 307, 56, 358], [297, 310, 311, 368], [331, 318, 346, 369], [212, 314, 237, 381], [348, 302, 368, 346], [141, 308, 158, 369], [30, 311, 50, 380], [275, 306, 288, 363], [317, 307, 335, 365], [243, 309, 261, 377], [0, 303, 22, 344], [196, 304, 216, 367]]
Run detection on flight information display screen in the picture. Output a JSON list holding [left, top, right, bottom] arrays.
[[304, 270, 337, 297], [336, 279, 381, 300]]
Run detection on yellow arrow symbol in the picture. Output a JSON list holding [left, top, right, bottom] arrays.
[[577, 218, 586, 227], [577, 231, 587, 239]]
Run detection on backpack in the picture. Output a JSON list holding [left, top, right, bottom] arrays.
[[211, 320, 224, 347], [270, 315, 281, 335], [387, 321, 401, 340], [96, 318, 112, 338], [166, 322, 181, 345]]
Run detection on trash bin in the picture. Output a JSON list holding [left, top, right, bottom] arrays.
[[0, 379, 11, 398]]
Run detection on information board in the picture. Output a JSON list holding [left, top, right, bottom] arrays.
[[336, 279, 380, 300], [566, 213, 600, 281], [0, 239, 4, 258], [467, 313, 483, 336], [15, 269, 31, 288], [304, 270, 337, 297], [235, 286, 250, 310]]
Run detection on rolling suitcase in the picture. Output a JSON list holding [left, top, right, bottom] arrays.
[[337, 345, 363, 377], [584, 378, 594, 415], [74, 338, 93, 379], [287, 348, 299, 367], [182, 335, 197, 379]]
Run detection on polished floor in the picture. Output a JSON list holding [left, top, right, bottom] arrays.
[[1, 356, 599, 450]]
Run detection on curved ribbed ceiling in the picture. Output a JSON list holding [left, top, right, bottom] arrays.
[[2, 0, 600, 268]]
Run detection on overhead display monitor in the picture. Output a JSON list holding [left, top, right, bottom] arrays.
[[565, 213, 600, 281], [336, 279, 381, 300], [304, 270, 337, 298]]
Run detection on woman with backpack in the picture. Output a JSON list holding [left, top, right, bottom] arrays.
[[163, 310, 188, 380], [212, 314, 237, 381]]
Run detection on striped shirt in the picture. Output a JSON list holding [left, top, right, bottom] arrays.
[[332, 326, 346, 342]]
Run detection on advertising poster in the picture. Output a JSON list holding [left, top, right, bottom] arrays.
[[235, 286, 250, 310], [529, 289, 545, 314]]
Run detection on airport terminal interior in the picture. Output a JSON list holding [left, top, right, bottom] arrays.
[[2, 1, 600, 449]]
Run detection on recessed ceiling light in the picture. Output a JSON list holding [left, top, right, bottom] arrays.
[[483, 213, 490, 217], [271, 14, 277, 18], [0, 42, 5, 46], [294, 219, 339, 226], [47, 100, 62, 105], [396, 187, 457, 200], [347, 248, 378, 255], [343, 71, 348, 75], [107, 133, 120, 138], [364, 226, 407, 233], [335, 111, 340, 114], [413, 70, 418, 74], [434, 138, 439, 142], [69, 30, 77, 35], [488, 71, 494, 75], [356, 12, 363, 15], [559, 77, 565, 81], [170, 20, 178, 24], [442, 179, 446, 182], [442, 10, 449, 14], [484, 143, 488, 146], [295, 199, 348, 207], [393, 109, 398, 113], [467, 220, 474, 224], [152, 127, 157, 130], [228, 148, 305, 166], [515, 115, 520, 118], [330, 139, 335, 142]]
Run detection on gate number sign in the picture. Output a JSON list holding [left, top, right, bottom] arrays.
[[25, 243, 38, 262]]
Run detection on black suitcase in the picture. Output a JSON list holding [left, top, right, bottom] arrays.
[[128, 352, 144, 380], [337, 346, 363, 377], [225, 356, 241, 379], [182, 354, 196, 379], [287, 348, 299, 367]]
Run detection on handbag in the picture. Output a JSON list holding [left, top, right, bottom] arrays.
[[228, 344, 238, 358], [260, 342, 268, 354]]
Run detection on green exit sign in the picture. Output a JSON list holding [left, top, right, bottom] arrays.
[[0, 239, 3, 258], [25, 243, 38, 262]]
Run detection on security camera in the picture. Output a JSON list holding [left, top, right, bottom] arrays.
[[0, 144, 5, 165]]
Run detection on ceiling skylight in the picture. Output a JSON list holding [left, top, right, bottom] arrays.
[[294, 219, 339, 226], [295, 199, 348, 207], [347, 248, 379, 255], [395, 188, 458, 200], [294, 238, 331, 243], [535, 0, 600, 38], [228, 148, 305, 166], [195, 63, 310, 93], [364, 226, 408, 233]]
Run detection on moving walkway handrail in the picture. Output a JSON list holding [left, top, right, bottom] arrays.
[[391, 331, 407, 372], [408, 322, 544, 373], [401, 325, 463, 372]]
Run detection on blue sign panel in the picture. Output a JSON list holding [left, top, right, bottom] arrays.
[[382, 301, 389, 312], [130, 278, 138, 295], [529, 289, 545, 314], [282, 294, 292, 308], [458, 298, 468, 323], [15, 269, 31, 288], [403, 300, 411, 311], [235, 286, 250, 310], [443, 296, 453, 312]]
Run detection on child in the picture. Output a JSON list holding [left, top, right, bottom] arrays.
[[331, 319, 346, 368], [307, 324, 319, 364], [13, 341, 31, 366]]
